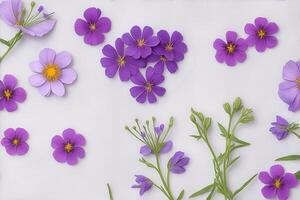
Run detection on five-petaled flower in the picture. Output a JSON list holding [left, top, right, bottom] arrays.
[[1, 128, 29, 156], [132, 175, 153, 196], [168, 151, 190, 174]]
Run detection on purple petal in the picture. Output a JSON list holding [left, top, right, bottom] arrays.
[[289, 92, 300, 112], [166, 61, 178, 73], [0, 0, 21, 26], [62, 128, 76, 141], [29, 61, 44, 73], [226, 31, 237, 42], [270, 164, 285, 178], [255, 17, 268, 27], [60, 68, 77, 84], [97, 17, 111, 33], [278, 83, 299, 105], [224, 55, 237, 67], [244, 23, 257, 35], [276, 116, 289, 126], [131, 26, 142, 40], [145, 36, 160, 47], [152, 86, 166, 97], [53, 149, 67, 163], [136, 91, 147, 103], [50, 81, 65, 96], [266, 36, 278, 48], [130, 86, 145, 97], [4, 128, 15, 139], [160, 141, 173, 153], [246, 35, 258, 46], [142, 26, 153, 39], [154, 61, 164, 74], [101, 57, 116, 68], [119, 67, 131, 81], [282, 60, 300, 81], [105, 64, 118, 78], [277, 186, 289, 200], [51, 135, 64, 149], [0, 98, 4, 110], [74, 19, 88, 36], [171, 31, 183, 44], [39, 48, 56, 66], [140, 47, 152, 58], [259, 171, 273, 184], [266, 22, 279, 34], [282, 173, 298, 188], [66, 152, 79, 165], [73, 147, 85, 158], [170, 166, 186, 174], [140, 145, 152, 156], [122, 33, 135, 46], [102, 44, 118, 59], [147, 92, 157, 103], [157, 30, 170, 44], [115, 38, 124, 56], [213, 39, 226, 50], [5, 100, 17, 112], [16, 142, 29, 155], [261, 185, 276, 199], [234, 51, 247, 63], [6, 145, 18, 155], [126, 46, 140, 58], [38, 82, 51, 96], [54, 51, 72, 68], [84, 7, 101, 22], [20, 19, 56, 37], [3, 74, 17, 89], [255, 39, 267, 52], [131, 72, 146, 85], [12, 87, 26, 102], [84, 31, 104, 46]]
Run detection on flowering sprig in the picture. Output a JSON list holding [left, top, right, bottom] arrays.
[[189, 97, 256, 200], [125, 117, 189, 200]]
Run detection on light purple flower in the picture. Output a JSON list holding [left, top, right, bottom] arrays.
[[101, 38, 145, 81], [74, 7, 111, 46], [130, 67, 166, 104], [169, 151, 190, 174], [270, 116, 290, 140], [140, 140, 173, 156], [122, 26, 160, 59], [154, 124, 164, 136], [245, 17, 279, 52], [259, 164, 298, 200], [278, 60, 300, 112], [132, 175, 153, 196], [0, 74, 26, 112], [29, 48, 77, 97], [213, 31, 248, 67], [0, 0, 56, 37], [1, 128, 29, 156], [51, 128, 86, 166]]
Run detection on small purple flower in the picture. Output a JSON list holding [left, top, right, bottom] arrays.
[[132, 175, 153, 196], [101, 38, 145, 81], [213, 31, 248, 67], [1, 128, 29, 156], [0, 74, 26, 112], [140, 140, 173, 156], [155, 124, 164, 136], [169, 151, 190, 174], [29, 48, 77, 97], [74, 7, 111, 46], [278, 60, 300, 112], [122, 26, 160, 59], [270, 116, 290, 140], [245, 17, 279, 52], [51, 129, 86, 166], [130, 67, 166, 104], [259, 164, 298, 200]]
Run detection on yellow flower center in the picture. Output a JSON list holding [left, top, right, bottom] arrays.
[[145, 82, 153, 92], [3, 89, 13, 100], [16, 20, 21, 25], [64, 143, 73, 153], [274, 179, 281, 189], [257, 29, 266, 39], [137, 39, 145, 47], [160, 55, 167, 62], [12, 138, 20, 146], [89, 23, 96, 31], [165, 43, 173, 51], [117, 56, 126, 66], [297, 78, 300, 89], [42, 64, 61, 82], [226, 43, 236, 54]]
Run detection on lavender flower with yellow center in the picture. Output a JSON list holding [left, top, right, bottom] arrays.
[[1, 128, 29, 156]]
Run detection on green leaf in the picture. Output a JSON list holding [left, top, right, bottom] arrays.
[[295, 171, 300, 180], [231, 135, 250, 146], [190, 135, 202, 140], [233, 97, 243, 112], [189, 183, 214, 198], [107, 184, 113, 200], [177, 190, 184, 200], [206, 184, 216, 200], [232, 174, 257, 198], [204, 117, 212, 130], [275, 155, 300, 161], [228, 156, 240, 167], [0, 38, 10, 47], [223, 103, 231, 115], [218, 123, 228, 137], [139, 158, 156, 169]]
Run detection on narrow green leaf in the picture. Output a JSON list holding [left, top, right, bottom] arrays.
[[232, 174, 257, 198], [231, 135, 250, 146], [228, 156, 240, 167], [139, 158, 156, 169], [190, 135, 202, 140], [206, 184, 216, 200], [0, 38, 10, 46], [107, 184, 113, 200], [177, 190, 184, 200], [223, 103, 231, 115], [218, 123, 228, 137], [295, 171, 300, 180], [189, 183, 214, 198], [275, 155, 300, 161]]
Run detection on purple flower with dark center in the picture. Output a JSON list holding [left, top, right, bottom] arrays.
[[245, 17, 279, 52], [140, 140, 173, 156], [259, 164, 298, 200], [213, 31, 248, 67], [101, 38, 146, 81], [130, 67, 166, 104], [155, 124, 164, 136], [132, 175, 153, 196], [169, 151, 190, 174], [75, 7, 111, 46], [278, 60, 300, 112], [0, 74, 26, 112], [122, 25, 160, 59], [29, 48, 77, 97], [1, 128, 29, 156], [270, 116, 290, 140], [51, 129, 86, 166]]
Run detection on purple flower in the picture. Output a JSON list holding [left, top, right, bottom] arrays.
[[74, 7, 111, 46], [154, 124, 164, 136], [169, 151, 190, 174], [29, 48, 77, 97], [132, 175, 153, 196], [0, 0, 56, 37], [213, 31, 248, 67], [140, 140, 173, 156], [245, 17, 279, 52], [130, 67, 166, 104], [259, 164, 298, 200], [1, 128, 29, 156], [0, 74, 26, 112], [270, 116, 290, 140], [101, 38, 145, 81], [122, 26, 160, 59], [278, 60, 300, 112], [51, 129, 86, 166]]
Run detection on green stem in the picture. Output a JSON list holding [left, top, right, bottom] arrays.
[[291, 131, 300, 139], [0, 38, 10, 47], [107, 184, 113, 200], [0, 31, 23, 64]]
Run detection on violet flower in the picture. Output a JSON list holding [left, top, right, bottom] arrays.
[[122, 25, 160, 59], [0, 74, 26, 112], [169, 151, 190, 174], [140, 140, 173, 156], [130, 66, 166, 104], [245, 17, 279, 52], [155, 124, 164, 136], [213, 31, 248, 67], [132, 175, 153, 196], [1, 128, 29, 156], [51, 128, 86, 166], [278, 60, 300, 112], [270, 116, 289, 140], [259, 164, 298, 200], [75, 7, 111, 46], [29, 48, 77, 97]]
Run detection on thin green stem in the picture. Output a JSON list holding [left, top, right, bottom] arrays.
[[291, 131, 300, 139], [152, 182, 172, 199], [0, 38, 10, 47], [0, 31, 23, 64], [107, 184, 113, 200]]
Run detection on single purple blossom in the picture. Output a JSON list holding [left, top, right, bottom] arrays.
[[100, 38, 146, 81], [29, 48, 77, 97], [1, 128, 29, 156], [74, 7, 111, 46], [122, 26, 160, 59], [278, 60, 300, 112], [132, 175, 153, 196], [130, 67, 166, 104], [0, 0, 56, 37], [245, 17, 279, 52], [140, 140, 173, 156], [154, 124, 164, 136], [169, 151, 190, 174], [259, 164, 298, 200], [213, 31, 248, 67], [51, 128, 86, 166], [270, 116, 290, 140], [0, 74, 26, 112]]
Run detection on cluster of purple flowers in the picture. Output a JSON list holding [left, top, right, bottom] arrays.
[[214, 17, 279, 67], [101, 25, 188, 104]]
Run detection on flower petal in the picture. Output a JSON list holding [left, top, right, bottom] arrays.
[[84, 7, 101, 22], [38, 82, 51, 96], [39, 48, 56, 66], [20, 19, 56, 37], [3, 74, 17, 89], [226, 31, 237, 42], [0, 0, 21, 26], [60, 68, 77, 84], [5, 100, 17, 112], [131, 26, 142, 40], [270, 164, 285, 178], [282, 60, 300, 81], [282, 173, 298, 188], [140, 145, 152, 156], [261, 185, 276, 199], [53, 149, 67, 163], [97, 17, 111, 33], [54, 51, 72, 68], [12, 87, 26, 102], [29, 74, 46, 87], [50, 81, 65, 96], [74, 19, 88, 36], [51, 135, 64, 149], [259, 171, 273, 184], [29, 61, 44, 73], [84, 31, 104, 45]]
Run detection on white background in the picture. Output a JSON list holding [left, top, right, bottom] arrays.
[[0, 0, 300, 199]]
